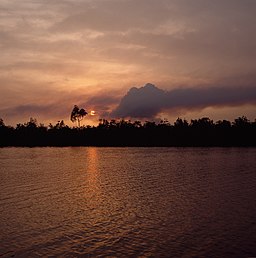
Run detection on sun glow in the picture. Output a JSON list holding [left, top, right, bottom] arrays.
[[90, 110, 96, 116]]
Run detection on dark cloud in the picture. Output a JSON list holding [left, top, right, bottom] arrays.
[[85, 95, 120, 107], [80, 94, 121, 117], [111, 83, 256, 119]]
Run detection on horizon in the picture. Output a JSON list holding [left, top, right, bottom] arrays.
[[1, 112, 255, 128]]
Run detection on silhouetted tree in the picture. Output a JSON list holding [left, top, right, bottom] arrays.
[[190, 117, 213, 129], [233, 116, 250, 128], [1, 116, 256, 147], [144, 121, 156, 128], [134, 120, 142, 128], [70, 105, 88, 127], [25, 117, 38, 128], [0, 118, 5, 127], [174, 118, 188, 128], [216, 120, 231, 129], [55, 120, 66, 129]]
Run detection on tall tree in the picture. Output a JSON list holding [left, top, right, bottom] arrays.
[[70, 105, 88, 127]]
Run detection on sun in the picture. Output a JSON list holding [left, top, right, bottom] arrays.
[[90, 110, 96, 116]]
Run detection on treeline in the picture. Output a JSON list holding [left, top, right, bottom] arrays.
[[0, 116, 256, 147]]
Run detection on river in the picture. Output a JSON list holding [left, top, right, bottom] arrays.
[[0, 147, 256, 257]]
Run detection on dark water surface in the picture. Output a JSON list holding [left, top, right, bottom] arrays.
[[0, 147, 256, 257]]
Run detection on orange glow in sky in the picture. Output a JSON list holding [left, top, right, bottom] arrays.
[[0, 0, 256, 125]]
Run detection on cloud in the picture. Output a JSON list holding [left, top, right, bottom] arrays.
[[1, 82, 256, 125], [1, 0, 256, 125], [51, 0, 171, 33], [80, 93, 122, 117], [111, 83, 256, 119], [0, 89, 121, 125], [2, 0, 256, 81]]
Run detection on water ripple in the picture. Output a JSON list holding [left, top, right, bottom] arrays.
[[0, 147, 256, 257]]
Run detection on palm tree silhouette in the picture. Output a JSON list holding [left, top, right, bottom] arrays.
[[70, 105, 88, 127]]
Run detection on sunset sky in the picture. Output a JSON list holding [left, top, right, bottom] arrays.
[[1, 0, 256, 126]]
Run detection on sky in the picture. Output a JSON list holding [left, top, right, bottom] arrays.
[[0, 0, 256, 126]]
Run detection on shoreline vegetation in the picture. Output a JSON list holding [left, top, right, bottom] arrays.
[[0, 116, 256, 147]]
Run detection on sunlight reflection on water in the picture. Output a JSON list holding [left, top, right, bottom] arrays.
[[0, 147, 256, 257]]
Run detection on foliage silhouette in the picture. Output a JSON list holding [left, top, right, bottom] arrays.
[[0, 116, 255, 147], [70, 105, 88, 127]]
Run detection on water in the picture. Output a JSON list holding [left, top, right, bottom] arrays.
[[0, 147, 256, 257]]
